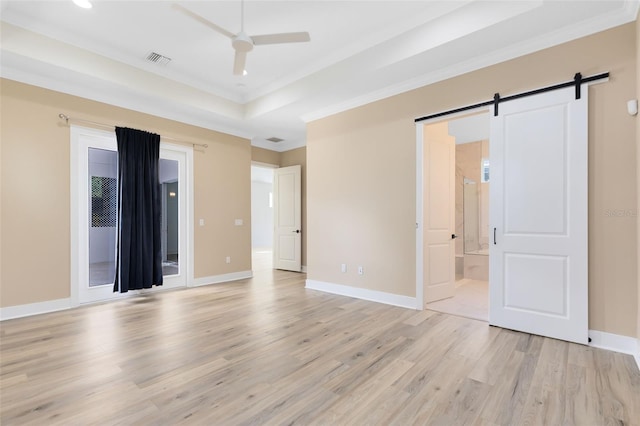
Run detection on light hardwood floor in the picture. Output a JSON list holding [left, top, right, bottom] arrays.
[[1, 266, 639, 425]]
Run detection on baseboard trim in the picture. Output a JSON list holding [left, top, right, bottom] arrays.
[[305, 279, 418, 310], [0, 298, 72, 321], [0, 271, 253, 321], [301, 265, 308, 273], [589, 329, 639, 366], [191, 270, 253, 287]]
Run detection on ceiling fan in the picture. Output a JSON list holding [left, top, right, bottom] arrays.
[[174, 1, 311, 75]]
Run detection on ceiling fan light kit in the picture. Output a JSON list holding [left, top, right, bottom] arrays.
[[175, 1, 311, 75], [232, 32, 254, 53]]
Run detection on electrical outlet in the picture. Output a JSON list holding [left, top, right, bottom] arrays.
[[358, 266, 363, 275], [341, 264, 347, 273], [199, 219, 205, 226], [225, 256, 231, 264]]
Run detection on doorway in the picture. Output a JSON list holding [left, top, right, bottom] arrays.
[[71, 126, 193, 305], [251, 164, 275, 272], [422, 113, 490, 321], [417, 82, 590, 344]]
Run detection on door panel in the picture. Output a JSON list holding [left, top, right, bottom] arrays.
[[504, 253, 567, 315], [273, 165, 302, 271], [490, 86, 588, 344], [504, 106, 567, 235], [423, 122, 456, 304]]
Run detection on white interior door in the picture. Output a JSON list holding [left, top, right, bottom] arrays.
[[273, 165, 302, 272], [489, 86, 588, 344], [423, 122, 456, 304]]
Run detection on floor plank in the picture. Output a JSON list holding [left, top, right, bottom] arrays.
[[1, 264, 639, 425]]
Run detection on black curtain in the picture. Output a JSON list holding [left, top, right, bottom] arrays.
[[114, 127, 163, 293]]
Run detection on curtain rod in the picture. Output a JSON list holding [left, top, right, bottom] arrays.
[[58, 113, 209, 148]]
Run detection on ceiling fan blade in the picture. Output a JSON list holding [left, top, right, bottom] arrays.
[[173, 4, 235, 39], [251, 32, 311, 45], [233, 50, 247, 75]]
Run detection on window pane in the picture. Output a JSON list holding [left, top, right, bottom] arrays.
[[159, 159, 179, 276], [88, 148, 117, 287]]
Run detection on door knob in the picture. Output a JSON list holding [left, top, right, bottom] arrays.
[[451, 234, 458, 239], [292, 230, 300, 233]]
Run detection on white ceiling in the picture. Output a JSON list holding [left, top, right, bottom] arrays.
[[1, 0, 637, 151]]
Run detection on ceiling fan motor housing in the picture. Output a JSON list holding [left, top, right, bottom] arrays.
[[232, 32, 254, 52]]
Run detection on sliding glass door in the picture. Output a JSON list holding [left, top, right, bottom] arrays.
[[72, 126, 191, 304]]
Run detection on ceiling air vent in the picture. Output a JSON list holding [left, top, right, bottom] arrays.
[[267, 137, 284, 143], [145, 51, 171, 66]]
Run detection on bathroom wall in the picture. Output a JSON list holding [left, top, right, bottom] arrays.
[[455, 140, 489, 255]]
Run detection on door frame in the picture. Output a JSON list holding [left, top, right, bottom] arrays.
[[416, 109, 490, 310], [70, 125, 194, 306]]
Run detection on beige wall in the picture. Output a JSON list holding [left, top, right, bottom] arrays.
[[251, 146, 280, 166], [0, 79, 251, 307], [280, 147, 307, 267], [307, 23, 638, 337]]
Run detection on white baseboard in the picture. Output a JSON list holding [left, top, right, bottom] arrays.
[[305, 279, 418, 310], [0, 271, 253, 321], [0, 298, 72, 321], [191, 270, 253, 287], [589, 329, 640, 369]]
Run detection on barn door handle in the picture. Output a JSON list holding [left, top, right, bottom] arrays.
[[494, 228, 497, 245]]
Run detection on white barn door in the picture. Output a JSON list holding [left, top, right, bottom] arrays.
[[489, 86, 588, 344], [273, 165, 302, 272]]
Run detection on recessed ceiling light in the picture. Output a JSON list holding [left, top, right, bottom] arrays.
[[72, 0, 92, 9], [243, 70, 248, 76]]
